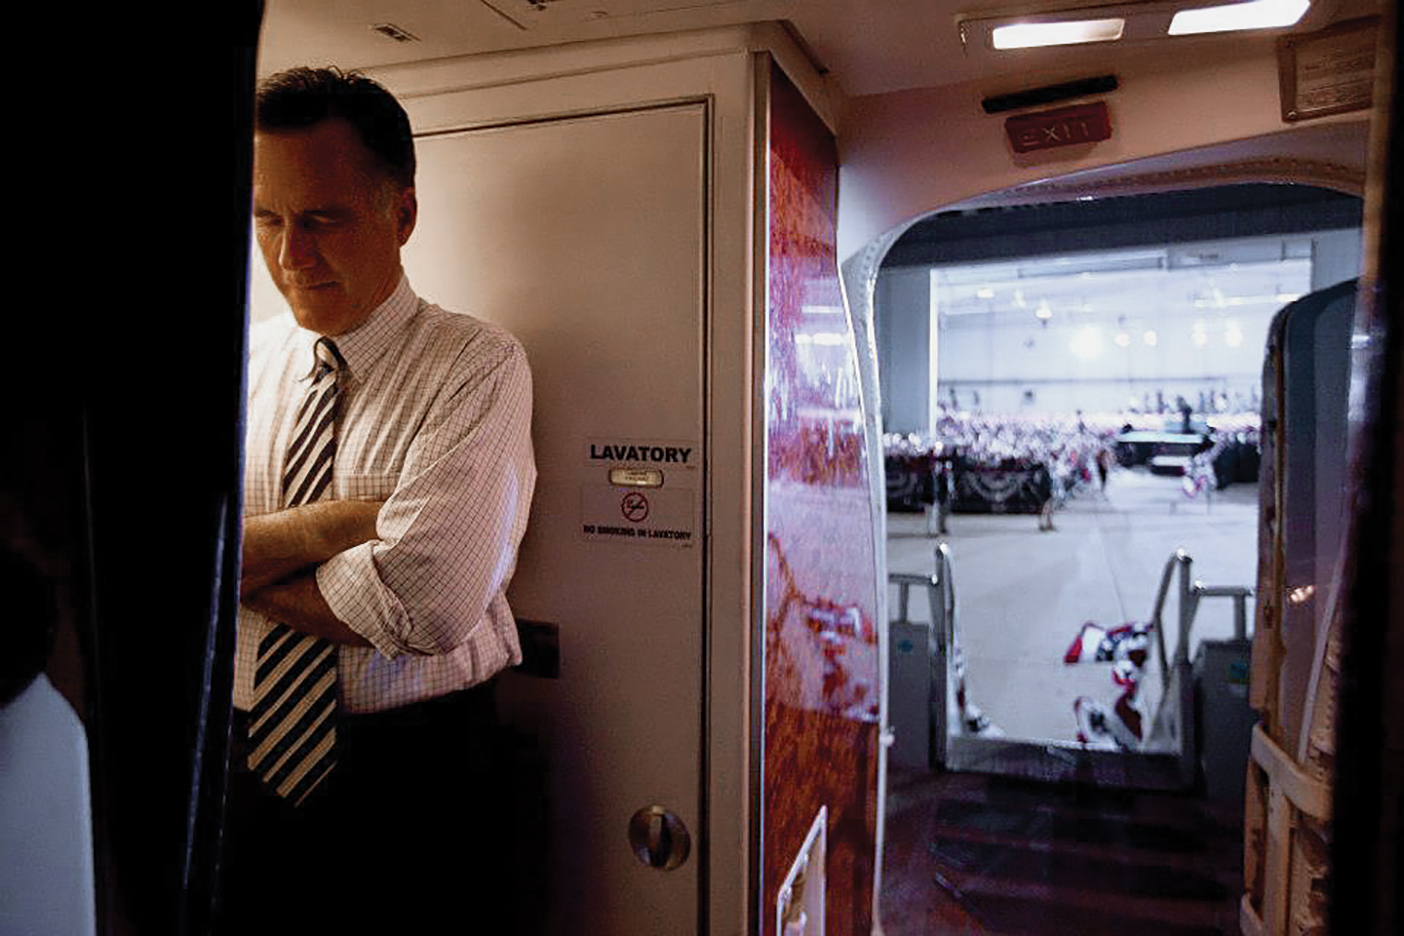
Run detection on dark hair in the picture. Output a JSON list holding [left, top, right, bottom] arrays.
[[255, 66, 416, 189]]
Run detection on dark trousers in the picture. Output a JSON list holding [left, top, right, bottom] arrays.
[[215, 684, 510, 935]]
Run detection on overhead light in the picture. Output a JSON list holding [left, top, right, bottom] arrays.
[[976, 286, 996, 298], [1035, 301, 1054, 320], [963, 0, 1315, 53], [1070, 326, 1103, 359], [1144, 330, 1159, 346], [992, 18, 1126, 49], [1225, 321, 1244, 347], [1114, 331, 1132, 348], [1169, 0, 1310, 35]]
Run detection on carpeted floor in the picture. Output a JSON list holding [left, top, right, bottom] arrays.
[[879, 765, 1245, 936]]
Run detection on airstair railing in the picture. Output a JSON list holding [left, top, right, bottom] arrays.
[[889, 543, 954, 635], [1148, 550, 1189, 685], [889, 543, 955, 765], [1146, 548, 1254, 782], [1148, 549, 1253, 677], [890, 544, 1252, 786]]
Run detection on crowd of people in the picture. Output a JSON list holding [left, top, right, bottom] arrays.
[[885, 412, 1118, 515], [884, 406, 1263, 517]]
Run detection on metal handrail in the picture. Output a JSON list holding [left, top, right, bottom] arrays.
[[936, 543, 955, 630], [1148, 549, 1190, 684], [888, 543, 955, 638], [1145, 547, 1255, 780], [889, 572, 939, 623], [1196, 584, 1253, 643], [1148, 548, 1256, 681], [889, 544, 958, 765]]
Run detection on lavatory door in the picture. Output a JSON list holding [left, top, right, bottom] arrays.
[[404, 102, 708, 934]]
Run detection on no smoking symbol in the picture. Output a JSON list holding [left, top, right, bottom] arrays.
[[621, 492, 650, 523]]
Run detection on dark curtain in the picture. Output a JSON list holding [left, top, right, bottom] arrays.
[[1331, 4, 1403, 935], [65, 3, 263, 932]]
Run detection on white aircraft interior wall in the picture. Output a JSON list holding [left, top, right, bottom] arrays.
[[837, 37, 1372, 262]]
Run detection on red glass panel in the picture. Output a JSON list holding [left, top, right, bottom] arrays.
[[763, 62, 881, 936]]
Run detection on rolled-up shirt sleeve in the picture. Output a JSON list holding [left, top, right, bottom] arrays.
[[316, 340, 535, 660]]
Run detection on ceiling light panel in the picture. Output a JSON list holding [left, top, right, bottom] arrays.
[[992, 18, 1125, 49], [1169, 0, 1311, 35], [962, 0, 1319, 52]]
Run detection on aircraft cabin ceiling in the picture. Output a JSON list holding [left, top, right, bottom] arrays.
[[256, 0, 1384, 99]]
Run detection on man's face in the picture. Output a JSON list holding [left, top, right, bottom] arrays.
[[253, 119, 416, 336]]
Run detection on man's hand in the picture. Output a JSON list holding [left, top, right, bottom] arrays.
[[241, 500, 383, 598]]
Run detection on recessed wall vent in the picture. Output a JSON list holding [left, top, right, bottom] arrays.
[[480, 0, 565, 30], [982, 75, 1118, 114], [371, 22, 421, 43], [481, 1, 736, 30]]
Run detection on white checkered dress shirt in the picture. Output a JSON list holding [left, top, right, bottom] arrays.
[[238, 275, 536, 715]]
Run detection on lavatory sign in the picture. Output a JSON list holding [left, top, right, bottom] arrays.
[[581, 437, 699, 547]]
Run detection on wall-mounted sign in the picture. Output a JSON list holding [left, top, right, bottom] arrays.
[[581, 437, 700, 546], [1278, 17, 1377, 122], [1004, 101, 1112, 154], [580, 485, 695, 546], [586, 439, 696, 467]]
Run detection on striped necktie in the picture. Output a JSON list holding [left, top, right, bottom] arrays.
[[248, 336, 344, 805]]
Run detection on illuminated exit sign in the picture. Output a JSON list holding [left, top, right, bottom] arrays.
[[1004, 102, 1112, 153]]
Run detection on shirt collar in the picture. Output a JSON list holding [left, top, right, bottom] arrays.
[[295, 274, 418, 383]]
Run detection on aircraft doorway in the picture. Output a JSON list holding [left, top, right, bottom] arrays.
[[872, 183, 1362, 933]]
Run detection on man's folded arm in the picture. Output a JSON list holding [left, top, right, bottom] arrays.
[[240, 500, 383, 598], [242, 572, 372, 646], [317, 345, 536, 660]]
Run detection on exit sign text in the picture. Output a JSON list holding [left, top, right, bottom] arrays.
[[1005, 102, 1112, 153]]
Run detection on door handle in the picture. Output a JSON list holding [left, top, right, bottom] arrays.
[[628, 805, 690, 871]]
